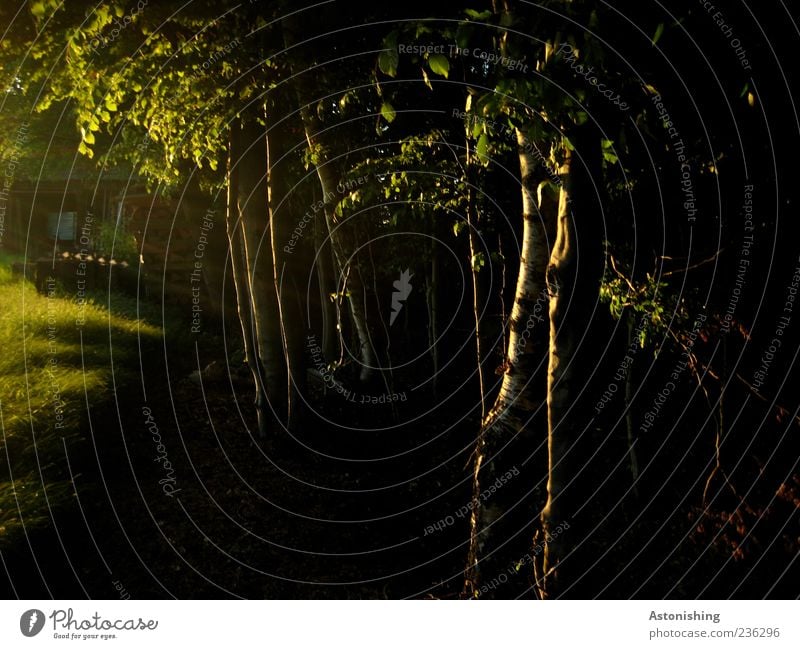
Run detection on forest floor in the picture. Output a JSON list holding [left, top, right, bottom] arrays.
[[2, 360, 478, 598]]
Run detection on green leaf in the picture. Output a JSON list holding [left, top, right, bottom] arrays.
[[464, 8, 492, 20], [476, 133, 489, 159], [428, 54, 450, 78], [472, 120, 483, 139], [378, 49, 399, 77], [602, 150, 619, 164], [78, 141, 93, 158], [380, 102, 397, 123], [652, 23, 665, 45]]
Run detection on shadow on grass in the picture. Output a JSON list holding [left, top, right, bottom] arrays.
[[0, 267, 193, 549]]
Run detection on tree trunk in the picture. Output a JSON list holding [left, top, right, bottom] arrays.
[[426, 237, 440, 398], [282, 18, 381, 386], [540, 127, 603, 598], [625, 309, 639, 496], [465, 129, 556, 595], [265, 92, 307, 430], [225, 122, 258, 375], [465, 136, 487, 421], [313, 192, 340, 362], [234, 114, 286, 434]]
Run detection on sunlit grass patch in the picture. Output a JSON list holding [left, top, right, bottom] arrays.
[[0, 260, 167, 549]]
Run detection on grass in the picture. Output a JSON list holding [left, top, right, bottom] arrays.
[[0, 250, 173, 547]]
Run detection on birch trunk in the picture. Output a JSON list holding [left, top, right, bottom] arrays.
[[266, 92, 307, 429], [465, 129, 556, 595], [282, 19, 380, 385], [540, 127, 603, 597], [235, 115, 286, 434]]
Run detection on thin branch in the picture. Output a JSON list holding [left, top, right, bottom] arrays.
[[662, 249, 725, 277]]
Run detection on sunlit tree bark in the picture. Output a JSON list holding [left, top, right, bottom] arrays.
[[266, 91, 308, 429], [230, 114, 286, 435], [540, 127, 603, 597], [466, 129, 556, 594]]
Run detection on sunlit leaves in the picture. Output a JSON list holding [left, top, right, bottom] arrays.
[[29, 0, 59, 20], [464, 8, 492, 21], [380, 101, 397, 123], [378, 49, 399, 78], [652, 23, 665, 45], [601, 138, 618, 164], [77, 141, 93, 158], [428, 54, 450, 78], [476, 133, 490, 159]]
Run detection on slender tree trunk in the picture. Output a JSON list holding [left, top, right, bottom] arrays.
[[305, 139, 379, 384], [282, 18, 380, 386], [266, 92, 307, 430], [540, 127, 603, 598], [313, 193, 339, 362], [465, 129, 556, 595], [465, 137, 487, 421], [427, 237, 440, 397], [236, 114, 286, 434], [225, 122, 257, 372], [625, 309, 639, 495]]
